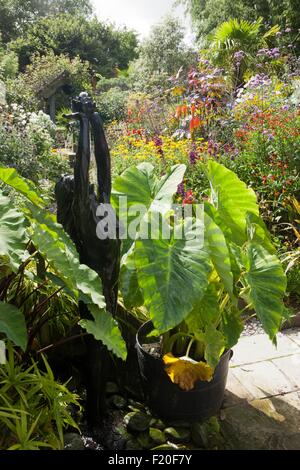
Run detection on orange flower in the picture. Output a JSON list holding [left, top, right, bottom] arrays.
[[189, 116, 201, 132], [175, 105, 182, 119], [182, 104, 188, 116], [191, 104, 196, 116]]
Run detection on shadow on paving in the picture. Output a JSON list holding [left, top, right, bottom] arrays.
[[221, 390, 300, 449]]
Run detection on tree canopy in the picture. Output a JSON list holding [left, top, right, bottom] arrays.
[[8, 13, 138, 76], [180, 0, 300, 40], [0, 0, 93, 43]]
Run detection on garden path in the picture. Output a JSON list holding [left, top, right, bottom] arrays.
[[221, 328, 300, 449]]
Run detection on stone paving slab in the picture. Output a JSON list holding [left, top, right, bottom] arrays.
[[231, 332, 300, 366], [229, 361, 297, 399], [284, 327, 300, 346], [222, 329, 300, 449], [272, 354, 300, 389]]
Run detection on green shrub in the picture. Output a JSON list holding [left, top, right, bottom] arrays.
[[0, 343, 81, 450], [96, 87, 129, 123]]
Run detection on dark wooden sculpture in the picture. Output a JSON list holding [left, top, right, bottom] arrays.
[[55, 92, 120, 425]]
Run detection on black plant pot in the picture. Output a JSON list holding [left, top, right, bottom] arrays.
[[136, 320, 233, 422]]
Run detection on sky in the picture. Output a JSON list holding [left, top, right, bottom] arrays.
[[92, 0, 193, 42]]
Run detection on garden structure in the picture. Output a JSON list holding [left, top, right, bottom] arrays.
[[37, 70, 71, 122]]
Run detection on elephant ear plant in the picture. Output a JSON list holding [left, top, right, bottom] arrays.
[[112, 160, 287, 390]]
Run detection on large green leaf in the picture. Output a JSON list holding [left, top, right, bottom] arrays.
[[119, 244, 143, 309], [0, 192, 27, 270], [112, 163, 186, 252], [0, 167, 44, 207], [27, 206, 126, 359], [79, 306, 127, 360], [246, 213, 276, 254], [221, 308, 243, 349], [196, 324, 225, 369], [134, 214, 211, 332], [243, 242, 287, 343], [186, 283, 221, 331], [0, 302, 27, 351], [29, 208, 106, 310], [205, 161, 259, 245], [204, 212, 233, 296], [0, 169, 127, 359]]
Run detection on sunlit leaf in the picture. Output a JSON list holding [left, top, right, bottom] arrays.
[[0, 302, 27, 350], [79, 306, 127, 360]]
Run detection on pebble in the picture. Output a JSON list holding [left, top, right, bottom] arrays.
[[165, 427, 191, 444], [110, 394, 127, 409], [125, 439, 143, 450], [105, 382, 119, 395], [124, 411, 152, 433], [150, 418, 165, 430], [149, 427, 166, 445], [64, 433, 85, 450]]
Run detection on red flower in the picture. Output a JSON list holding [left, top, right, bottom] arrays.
[[183, 190, 195, 205], [189, 116, 201, 133]]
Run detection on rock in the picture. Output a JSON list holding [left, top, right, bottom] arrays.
[[64, 433, 85, 450], [150, 418, 165, 430], [126, 439, 143, 450], [165, 427, 191, 444], [110, 395, 127, 409], [191, 417, 224, 449], [106, 381, 119, 395], [128, 399, 145, 411], [149, 427, 166, 445], [137, 431, 154, 449], [167, 420, 191, 429], [105, 421, 132, 450], [191, 422, 208, 448], [151, 442, 181, 450], [124, 411, 151, 433]]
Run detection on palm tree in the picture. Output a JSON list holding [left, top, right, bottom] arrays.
[[210, 18, 279, 87]]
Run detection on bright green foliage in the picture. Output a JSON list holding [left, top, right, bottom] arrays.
[[204, 212, 233, 296], [112, 162, 186, 253], [0, 0, 93, 43], [0, 344, 81, 450], [243, 242, 287, 343], [119, 245, 143, 309], [129, 16, 194, 92], [134, 215, 211, 332], [0, 303, 27, 351], [205, 160, 259, 245], [0, 167, 44, 206], [9, 14, 138, 75], [0, 166, 127, 359], [79, 306, 127, 360], [115, 160, 287, 368], [196, 324, 225, 368], [221, 308, 243, 349], [0, 191, 27, 269], [180, 0, 299, 43]]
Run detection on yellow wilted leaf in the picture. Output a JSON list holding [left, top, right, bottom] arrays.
[[163, 353, 214, 391]]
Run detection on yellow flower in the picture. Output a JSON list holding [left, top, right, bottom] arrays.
[[163, 353, 214, 391]]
